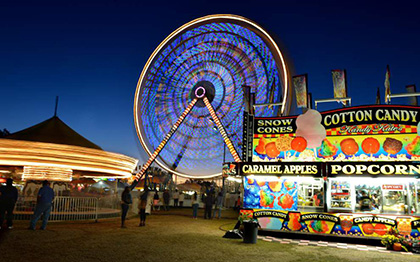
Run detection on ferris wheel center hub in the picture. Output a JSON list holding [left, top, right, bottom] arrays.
[[190, 80, 216, 107]]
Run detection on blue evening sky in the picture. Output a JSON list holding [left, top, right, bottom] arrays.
[[1, 0, 419, 164]]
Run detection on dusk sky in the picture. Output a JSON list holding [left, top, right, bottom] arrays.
[[1, 0, 419, 164]]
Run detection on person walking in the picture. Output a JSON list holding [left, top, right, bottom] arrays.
[[120, 186, 132, 228], [163, 189, 170, 211], [192, 192, 199, 219], [29, 180, 55, 230], [153, 191, 160, 211], [138, 190, 148, 226], [173, 189, 179, 207], [0, 178, 18, 229], [204, 192, 214, 219], [213, 192, 223, 219]]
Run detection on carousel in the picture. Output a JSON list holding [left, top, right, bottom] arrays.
[[0, 115, 138, 221]]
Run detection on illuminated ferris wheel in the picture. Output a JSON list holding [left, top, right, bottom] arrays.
[[133, 14, 290, 181]]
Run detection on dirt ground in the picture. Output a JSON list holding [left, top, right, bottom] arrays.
[[0, 208, 417, 262]]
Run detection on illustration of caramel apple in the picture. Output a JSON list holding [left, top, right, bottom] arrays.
[[291, 136, 307, 152], [383, 137, 402, 155], [340, 218, 352, 234], [374, 223, 388, 236], [361, 137, 380, 154], [397, 222, 412, 236], [340, 138, 359, 155], [275, 136, 293, 152], [265, 142, 280, 158], [255, 137, 266, 155]]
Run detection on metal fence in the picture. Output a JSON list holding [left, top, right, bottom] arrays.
[[14, 195, 121, 221]]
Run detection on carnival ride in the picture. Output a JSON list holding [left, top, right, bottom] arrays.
[[132, 14, 290, 184]]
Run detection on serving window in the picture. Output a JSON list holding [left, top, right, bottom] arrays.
[[297, 178, 324, 211], [328, 178, 353, 211], [327, 177, 420, 215]]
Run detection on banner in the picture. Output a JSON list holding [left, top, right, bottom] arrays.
[[243, 209, 419, 237], [406, 85, 418, 106], [254, 105, 420, 134], [327, 162, 420, 176], [251, 105, 420, 162], [239, 162, 322, 176], [293, 74, 308, 108], [332, 69, 347, 101]]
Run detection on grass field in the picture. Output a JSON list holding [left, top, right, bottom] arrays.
[[0, 208, 417, 262]]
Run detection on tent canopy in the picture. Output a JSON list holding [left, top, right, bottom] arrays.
[[6, 116, 102, 150]]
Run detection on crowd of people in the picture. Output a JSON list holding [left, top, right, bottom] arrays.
[[1, 178, 241, 230], [119, 186, 242, 227]]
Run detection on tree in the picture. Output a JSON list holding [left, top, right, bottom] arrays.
[[0, 128, 10, 137]]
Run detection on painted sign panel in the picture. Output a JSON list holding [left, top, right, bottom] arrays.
[[250, 105, 420, 162], [240, 209, 420, 238], [243, 176, 298, 211]]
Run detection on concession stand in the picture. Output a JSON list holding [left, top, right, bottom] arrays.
[[234, 105, 420, 239]]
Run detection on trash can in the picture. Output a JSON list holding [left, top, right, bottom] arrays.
[[242, 220, 259, 244]]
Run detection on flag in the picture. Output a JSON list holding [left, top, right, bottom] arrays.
[[293, 74, 308, 108], [332, 70, 347, 98], [268, 81, 276, 109], [384, 65, 391, 104], [406, 85, 417, 106], [332, 69, 347, 106], [375, 87, 380, 104]]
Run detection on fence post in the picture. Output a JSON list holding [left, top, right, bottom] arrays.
[[95, 197, 99, 222]]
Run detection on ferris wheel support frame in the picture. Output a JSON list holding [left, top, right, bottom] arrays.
[[132, 90, 242, 188], [131, 98, 198, 188]]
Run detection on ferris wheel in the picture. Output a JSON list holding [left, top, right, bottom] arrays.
[[133, 14, 291, 181]]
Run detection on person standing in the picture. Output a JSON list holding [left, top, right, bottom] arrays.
[[192, 192, 199, 219], [234, 195, 242, 211], [359, 190, 373, 211], [0, 178, 18, 229], [163, 189, 170, 211], [204, 192, 214, 219], [213, 192, 223, 219], [29, 180, 55, 230], [178, 192, 184, 207], [120, 186, 132, 228], [138, 190, 148, 226], [173, 189, 179, 207], [153, 191, 160, 211]]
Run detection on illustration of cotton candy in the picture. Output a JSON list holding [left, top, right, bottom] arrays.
[[295, 109, 326, 149], [417, 122, 420, 136]]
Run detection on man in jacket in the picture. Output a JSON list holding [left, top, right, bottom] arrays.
[[0, 178, 19, 229], [29, 180, 55, 230]]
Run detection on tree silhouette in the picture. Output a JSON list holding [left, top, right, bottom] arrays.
[[0, 128, 10, 137]]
